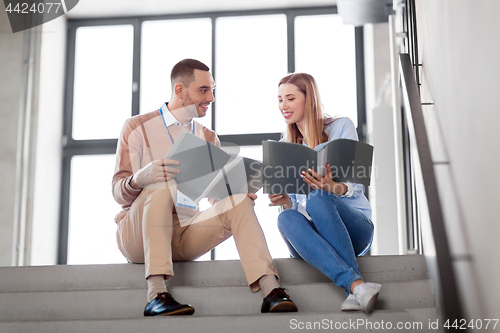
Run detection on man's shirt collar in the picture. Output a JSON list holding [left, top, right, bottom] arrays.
[[161, 102, 193, 127]]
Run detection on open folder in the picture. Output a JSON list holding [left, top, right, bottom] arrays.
[[164, 131, 262, 202], [262, 139, 374, 195]]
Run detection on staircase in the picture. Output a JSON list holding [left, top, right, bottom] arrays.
[[0, 255, 437, 333]]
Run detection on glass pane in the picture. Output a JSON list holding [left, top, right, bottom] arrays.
[[73, 25, 134, 140], [68, 155, 126, 264], [141, 19, 212, 130], [215, 15, 288, 135], [295, 15, 358, 125], [214, 146, 290, 260]]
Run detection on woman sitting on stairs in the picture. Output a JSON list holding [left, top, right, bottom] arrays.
[[268, 72, 382, 313]]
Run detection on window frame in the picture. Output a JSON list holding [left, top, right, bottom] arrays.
[[58, 6, 366, 264]]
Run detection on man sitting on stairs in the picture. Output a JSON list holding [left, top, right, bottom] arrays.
[[112, 58, 297, 317]]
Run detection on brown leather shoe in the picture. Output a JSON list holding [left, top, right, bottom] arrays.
[[144, 292, 195, 317], [261, 288, 298, 313]]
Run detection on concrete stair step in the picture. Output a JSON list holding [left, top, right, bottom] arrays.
[[0, 255, 429, 293], [0, 254, 436, 333], [0, 308, 439, 333], [0, 280, 434, 322]]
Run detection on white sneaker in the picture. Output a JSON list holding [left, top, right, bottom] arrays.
[[341, 294, 361, 311], [353, 283, 382, 313]]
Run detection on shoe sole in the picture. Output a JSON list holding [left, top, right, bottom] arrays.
[[269, 300, 298, 313], [341, 305, 362, 312], [159, 306, 195, 316]]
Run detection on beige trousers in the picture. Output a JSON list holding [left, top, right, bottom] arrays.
[[116, 185, 278, 291]]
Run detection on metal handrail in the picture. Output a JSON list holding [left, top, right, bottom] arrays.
[[399, 53, 465, 328]]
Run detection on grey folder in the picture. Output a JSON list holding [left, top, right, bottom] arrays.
[[262, 139, 374, 195], [165, 131, 262, 202]]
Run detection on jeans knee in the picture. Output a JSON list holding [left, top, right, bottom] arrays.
[[306, 189, 333, 210], [306, 189, 343, 220], [277, 212, 288, 234], [277, 210, 306, 237]]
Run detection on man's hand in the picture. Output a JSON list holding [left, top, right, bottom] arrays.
[[247, 193, 258, 201], [131, 159, 180, 189], [268, 193, 292, 209], [301, 163, 347, 196]]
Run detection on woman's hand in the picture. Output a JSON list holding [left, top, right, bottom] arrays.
[[268, 193, 292, 210], [301, 164, 347, 196]]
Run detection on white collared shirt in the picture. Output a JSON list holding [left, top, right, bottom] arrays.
[[161, 102, 194, 130]]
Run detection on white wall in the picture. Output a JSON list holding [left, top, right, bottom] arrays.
[[415, 0, 500, 324], [0, 7, 66, 266], [0, 7, 24, 266], [66, 0, 337, 18], [0, 6, 42, 266], [31, 17, 66, 265], [364, 23, 402, 255]]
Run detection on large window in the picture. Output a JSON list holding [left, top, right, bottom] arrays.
[[215, 15, 288, 135], [72, 25, 134, 140], [295, 15, 357, 123], [140, 18, 213, 129], [68, 155, 124, 264], [61, 7, 363, 264]]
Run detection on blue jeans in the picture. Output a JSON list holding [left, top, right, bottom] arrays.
[[277, 189, 374, 293]]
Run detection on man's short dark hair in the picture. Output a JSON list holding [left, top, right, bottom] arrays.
[[170, 59, 210, 89]]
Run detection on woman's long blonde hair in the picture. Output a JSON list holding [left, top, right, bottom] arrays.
[[279, 73, 333, 148]]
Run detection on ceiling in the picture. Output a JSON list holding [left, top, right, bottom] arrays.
[[66, 0, 337, 19]]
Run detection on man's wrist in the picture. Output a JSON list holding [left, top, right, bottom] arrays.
[[128, 175, 142, 191]]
